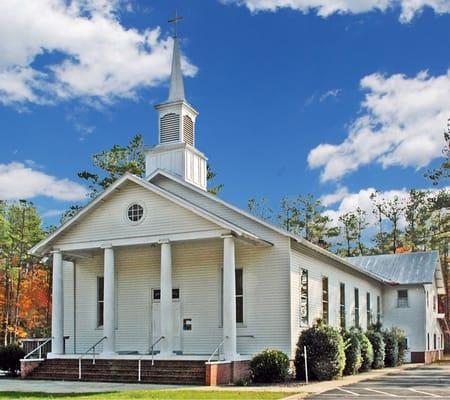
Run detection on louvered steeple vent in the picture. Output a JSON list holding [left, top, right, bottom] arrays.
[[145, 30, 207, 191]]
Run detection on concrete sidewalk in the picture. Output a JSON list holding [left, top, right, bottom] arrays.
[[0, 363, 425, 397]]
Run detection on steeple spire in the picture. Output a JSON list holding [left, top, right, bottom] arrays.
[[168, 13, 185, 102]]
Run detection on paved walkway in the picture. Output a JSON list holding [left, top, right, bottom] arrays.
[[0, 363, 424, 397], [0, 379, 184, 393]]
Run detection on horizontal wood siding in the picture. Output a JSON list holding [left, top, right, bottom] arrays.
[[290, 244, 383, 357], [67, 235, 292, 356], [54, 181, 218, 246]]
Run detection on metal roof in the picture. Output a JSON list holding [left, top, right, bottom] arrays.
[[347, 251, 440, 285]]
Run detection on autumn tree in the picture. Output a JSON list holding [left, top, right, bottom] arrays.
[[0, 201, 47, 345]]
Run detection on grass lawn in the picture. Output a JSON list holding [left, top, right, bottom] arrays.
[[0, 390, 297, 400]]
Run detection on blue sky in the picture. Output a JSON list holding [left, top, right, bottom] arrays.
[[0, 0, 449, 227]]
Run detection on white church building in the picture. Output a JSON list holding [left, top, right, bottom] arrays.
[[23, 35, 447, 385]]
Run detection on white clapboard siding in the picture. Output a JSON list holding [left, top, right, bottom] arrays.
[[68, 236, 293, 356], [290, 243, 383, 357], [54, 181, 219, 246], [63, 261, 75, 353]]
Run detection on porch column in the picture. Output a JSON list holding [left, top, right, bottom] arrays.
[[223, 235, 237, 361], [102, 246, 116, 355], [160, 240, 173, 356], [51, 250, 64, 355]]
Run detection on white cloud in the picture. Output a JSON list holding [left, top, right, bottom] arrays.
[[320, 186, 349, 206], [308, 70, 450, 182], [0, 162, 88, 201], [42, 209, 65, 218], [319, 89, 341, 102], [0, 0, 197, 106], [323, 187, 407, 225], [223, 0, 450, 22]]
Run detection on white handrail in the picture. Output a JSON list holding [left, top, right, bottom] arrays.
[[149, 336, 164, 366], [78, 336, 107, 380], [207, 336, 228, 363], [23, 338, 53, 360]]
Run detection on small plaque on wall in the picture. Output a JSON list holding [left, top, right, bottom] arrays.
[[183, 318, 192, 331]]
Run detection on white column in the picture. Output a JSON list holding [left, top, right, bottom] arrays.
[[160, 240, 173, 356], [223, 235, 237, 361], [51, 250, 64, 355], [102, 246, 116, 355]]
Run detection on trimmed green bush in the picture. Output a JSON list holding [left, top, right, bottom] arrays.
[[0, 344, 25, 376], [356, 331, 374, 372], [366, 330, 385, 369], [250, 349, 290, 383], [342, 329, 362, 375], [295, 320, 345, 381], [391, 327, 407, 366], [383, 330, 399, 367]]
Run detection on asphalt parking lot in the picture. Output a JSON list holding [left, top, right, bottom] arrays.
[[311, 363, 450, 399]]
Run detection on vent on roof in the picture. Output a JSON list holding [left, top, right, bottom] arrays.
[[160, 113, 180, 143], [183, 115, 194, 146]]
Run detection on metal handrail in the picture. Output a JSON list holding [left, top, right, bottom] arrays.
[[149, 336, 165, 366], [207, 336, 228, 363], [23, 338, 52, 360], [78, 336, 107, 380]]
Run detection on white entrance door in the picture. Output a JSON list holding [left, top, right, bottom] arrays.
[[151, 289, 181, 353]]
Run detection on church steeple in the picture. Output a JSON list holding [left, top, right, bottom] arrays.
[[167, 37, 185, 102], [145, 16, 208, 191]]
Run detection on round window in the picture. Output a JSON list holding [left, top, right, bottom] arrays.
[[127, 203, 144, 223]]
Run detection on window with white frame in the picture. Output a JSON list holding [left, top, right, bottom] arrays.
[[220, 269, 244, 324], [397, 290, 408, 308], [354, 288, 360, 328], [376, 295, 381, 323], [300, 269, 309, 326], [97, 276, 104, 328], [366, 292, 372, 327], [322, 277, 329, 324], [339, 283, 346, 329]]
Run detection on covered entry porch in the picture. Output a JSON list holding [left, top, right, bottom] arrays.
[[49, 228, 269, 361]]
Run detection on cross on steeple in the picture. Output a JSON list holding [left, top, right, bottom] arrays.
[[168, 11, 183, 38]]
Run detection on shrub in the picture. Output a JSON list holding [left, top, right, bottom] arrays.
[[295, 320, 345, 381], [366, 330, 385, 369], [356, 331, 374, 372], [249, 349, 290, 383], [342, 329, 362, 375], [0, 344, 25, 376], [383, 330, 399, 367], [391, 327, 407, 365]]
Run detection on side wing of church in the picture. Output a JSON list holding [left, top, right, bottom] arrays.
[[24, 34, 446, 385]]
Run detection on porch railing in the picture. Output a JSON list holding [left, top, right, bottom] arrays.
[[78, 336, 107, 380], [148, 336, 165, 366], [207, 336, 228, 363], [23, 338, 53, 360], [21, 336, 70, 360]]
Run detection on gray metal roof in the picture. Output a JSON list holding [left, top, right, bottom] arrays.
[[347, 251, 440, 285]]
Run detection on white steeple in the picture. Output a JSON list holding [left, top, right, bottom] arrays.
[[167, 37, 185, 102], [145, 20, 208, 191]]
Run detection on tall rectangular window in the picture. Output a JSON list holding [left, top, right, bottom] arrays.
[[434, 334, 437, 350], [397, 290, 408, 308], [354, 288, 360, 328], [340, 283, 346, 329], [235, 269, 244, 324], [221, 269, 244, 324], [322, 277, 329, 324], [376, 295, 381, 323], [97, 276, 104, 328], [300, 269, 309, 326], [427, 333, 430, 350], [366, 292, 372, 327], [433, 295, 436, 312]]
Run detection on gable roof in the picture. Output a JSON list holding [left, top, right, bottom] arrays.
[[347, 251, 444, 290], [29, 173, 269, 256], [148, 169, 388, 284]]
